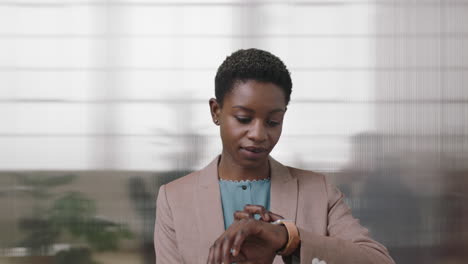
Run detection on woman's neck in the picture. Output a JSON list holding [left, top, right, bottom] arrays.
[[217, 154, 270, 181]]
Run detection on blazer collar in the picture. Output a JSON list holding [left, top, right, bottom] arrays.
[[269, 156, 298, 222], [194, 156, 225, 252], [194, 155, 298, 252]]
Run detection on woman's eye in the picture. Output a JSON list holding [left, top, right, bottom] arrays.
[[235, 117, 251, 124], [267, 120, 280, 127]]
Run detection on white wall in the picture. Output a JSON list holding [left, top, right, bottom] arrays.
[[0, 0, 377, 171]]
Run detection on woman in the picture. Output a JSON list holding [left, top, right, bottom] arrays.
[[154, 49, 395, 264]]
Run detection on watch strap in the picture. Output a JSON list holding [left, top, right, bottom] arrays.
[[272, 219, 300, 256]]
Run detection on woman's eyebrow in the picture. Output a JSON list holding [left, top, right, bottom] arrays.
[[232, 105, 254, 113], [269, 108, 285, 114], [232, 105, 285, 114]]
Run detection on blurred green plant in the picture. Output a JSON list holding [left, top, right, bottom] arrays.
[[54, 248, 96, 264], [8, 173, 133, 264]]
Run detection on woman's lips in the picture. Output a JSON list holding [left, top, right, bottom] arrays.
[[240, 146, 268, 159], [243, 146, 267, 153]]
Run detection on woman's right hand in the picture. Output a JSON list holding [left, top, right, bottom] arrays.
[[206, 204, 289, 264], [206, 217, 287, 264], [232, 205, 287, 264], [233, 204, 284, 223]]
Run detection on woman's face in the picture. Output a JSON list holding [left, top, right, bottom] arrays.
[[210, 80, 287, 168]]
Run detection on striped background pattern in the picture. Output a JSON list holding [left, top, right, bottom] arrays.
[[1, 1, 466, 172], [1, 0, 466, 171]]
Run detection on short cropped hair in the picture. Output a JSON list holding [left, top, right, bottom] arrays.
[[214, 49, 292, 107]]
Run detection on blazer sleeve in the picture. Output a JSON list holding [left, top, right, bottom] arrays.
[[295, 178, 395, 264], [154, 184, 183, 264]]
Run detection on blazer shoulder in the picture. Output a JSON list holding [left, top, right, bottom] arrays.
[[286, 166, 327, 183], [285, 166, 335, 202], [161, 171, 199, 207], [163, 170, 200, 199]]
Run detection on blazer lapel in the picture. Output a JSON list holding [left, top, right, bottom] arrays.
[[269, 156, 298, 222], [194, 156, 225, 252]]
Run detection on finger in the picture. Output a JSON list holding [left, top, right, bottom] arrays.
[[243, 204, 270, 221], [234, 210, 252, 220], [231, 228, 247, 259], [212, 238, 223, 264], [231, 220, 258, 258], [230, 250, 247, 263], [207, 245, 214, 264], [221, 235, 234, 264], [214, 221, 244, 264], [268, 212, 285, 222], [230, 249, 247, 263]]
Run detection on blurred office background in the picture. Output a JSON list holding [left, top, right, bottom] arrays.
[[0, 0, 467, 263]]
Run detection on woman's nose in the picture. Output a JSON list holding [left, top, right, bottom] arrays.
[[247, 120, 267, 142]]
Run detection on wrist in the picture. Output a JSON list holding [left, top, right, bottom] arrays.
[[276, 224, 288, 251], [272, 219, 301, 256]]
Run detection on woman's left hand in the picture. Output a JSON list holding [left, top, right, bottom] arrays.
[[206, 206, 288, 264]]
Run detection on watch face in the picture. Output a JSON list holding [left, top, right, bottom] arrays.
[[272, 219, 284, 225], [273, 219, 291, 225]]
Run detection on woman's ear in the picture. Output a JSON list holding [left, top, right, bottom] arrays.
[[209, 98, 221, 125]]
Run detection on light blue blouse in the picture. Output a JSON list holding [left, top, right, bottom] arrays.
[[218, 178, 271, 229]]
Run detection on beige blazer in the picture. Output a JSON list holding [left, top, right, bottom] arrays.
[[154, 156, 395, 264]]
